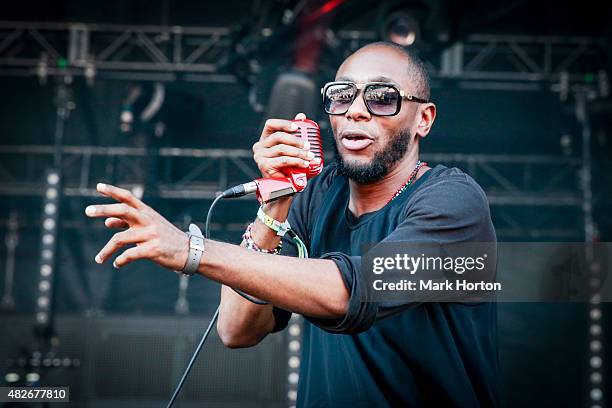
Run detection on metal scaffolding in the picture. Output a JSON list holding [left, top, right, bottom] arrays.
[[337, 30, 607, 91], [0, 144, 581, 200], [0, 21, 606, 240], [0, 144, 584, 239], [0, 21, 607, 89], [0, 21, 235, 82]]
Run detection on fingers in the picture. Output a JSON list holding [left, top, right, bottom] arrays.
[[268, 156, 311, 170], [85, 203, 141, 223], [255, 114, 313, 177], [95, 183, 144, 209], [95, 228, 150, 264], [258, 131, 310, 150], [253, 131, 312, 174], [261, 119, 299, 139], [105, 217, 129, 229], [113, 245, 151, 268], [259, 143, 315, 161]]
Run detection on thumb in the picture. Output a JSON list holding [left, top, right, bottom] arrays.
[[294, 112, 307, 120]]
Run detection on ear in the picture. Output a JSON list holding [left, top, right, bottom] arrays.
[[415, 103, 436, 138]]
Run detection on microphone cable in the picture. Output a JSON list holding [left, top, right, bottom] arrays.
[[166, 194, 223, 408], [166, 190, 309, 406], [166, 194, 306, 406]]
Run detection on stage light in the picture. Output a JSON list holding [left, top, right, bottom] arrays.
[[43, 218, 56, 231], [41, 249, 53, 260], [25, 372, 40, 383], [590, 293, 601, 304], [288, 372, 299, 385], [47, 172, 59, 185], [266, 72, 319, 120], [590, 356, 602, 369], [37, 296, 49, 308], [382, 11, 420, 47], [286, 314, 303, 407], [590, 372, 602, 384], [45, 188, 58, 200], [131, 184, 144, 200], [120, 109, 134, 131], [120, 83, 166, 134], [42, 234, 55, 245], [4, 373, 19, 383], [36, 169, 61, 335], [589, 324, 602, 336], [40, 264, 52, 276], [44, 203, 57, 215], [590, 308, 601, 320], [36, 312, 48, 324], [289, 340, 300, 352], [590, 340, 602, 352], [590, 388, 602, 401], [289, 323, 301, 336], [288, 356, 300, 369]]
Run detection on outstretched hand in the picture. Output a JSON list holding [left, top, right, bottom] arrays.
[[85, 183, 189, 271]]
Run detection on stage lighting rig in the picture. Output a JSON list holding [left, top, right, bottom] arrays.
[[382, 11, 420, 47]]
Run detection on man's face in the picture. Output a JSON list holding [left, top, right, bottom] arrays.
[[329, 47, 422, 183]]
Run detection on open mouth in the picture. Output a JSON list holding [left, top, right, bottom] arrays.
[[340, 132, 374, 151]]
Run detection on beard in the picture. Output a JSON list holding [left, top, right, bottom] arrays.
[[333, 128, 412, 184]]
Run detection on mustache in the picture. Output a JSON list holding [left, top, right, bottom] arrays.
[[332, 127, 413, 184]]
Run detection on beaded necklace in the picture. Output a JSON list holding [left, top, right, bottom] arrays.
[[386, 160, 427, 204]]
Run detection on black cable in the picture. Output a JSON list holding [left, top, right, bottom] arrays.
[[205, 194, 266, 305], [166, 307, 219, 408], [166, 190, 281, 406], [166, 194, 224, 408], [205, 193, 224, 238]]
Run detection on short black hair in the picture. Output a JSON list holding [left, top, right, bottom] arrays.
[[353, 41, 431, 101]]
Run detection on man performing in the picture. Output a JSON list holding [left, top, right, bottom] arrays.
[[85, 42, 500, 407]]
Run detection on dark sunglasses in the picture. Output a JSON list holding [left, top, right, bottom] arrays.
[[321, 81, 429, 116]]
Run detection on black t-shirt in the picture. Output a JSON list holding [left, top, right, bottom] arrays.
[[276, 163, 500, 407]]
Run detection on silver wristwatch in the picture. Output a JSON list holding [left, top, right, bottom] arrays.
[[177, 223, 205, 276]]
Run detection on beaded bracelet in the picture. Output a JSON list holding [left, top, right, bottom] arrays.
[[242, 222, 282, 254], [235, 206, 309, 305]]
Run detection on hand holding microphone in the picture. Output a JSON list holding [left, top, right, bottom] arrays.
[[222, 113, 323, 203], [255, 113, 315, 179]]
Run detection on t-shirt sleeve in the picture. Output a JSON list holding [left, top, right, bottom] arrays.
[[308, 174, 496, 334]]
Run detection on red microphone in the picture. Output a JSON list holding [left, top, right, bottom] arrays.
[[222, 119, 324, 203]]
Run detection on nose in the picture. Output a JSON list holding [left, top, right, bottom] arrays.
[[344, 91, 371, 122]]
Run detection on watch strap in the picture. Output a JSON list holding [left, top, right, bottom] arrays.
[[182, 223, 204, 276]]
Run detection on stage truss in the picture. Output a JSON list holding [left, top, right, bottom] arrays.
[[0, 21, 607, 92]]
